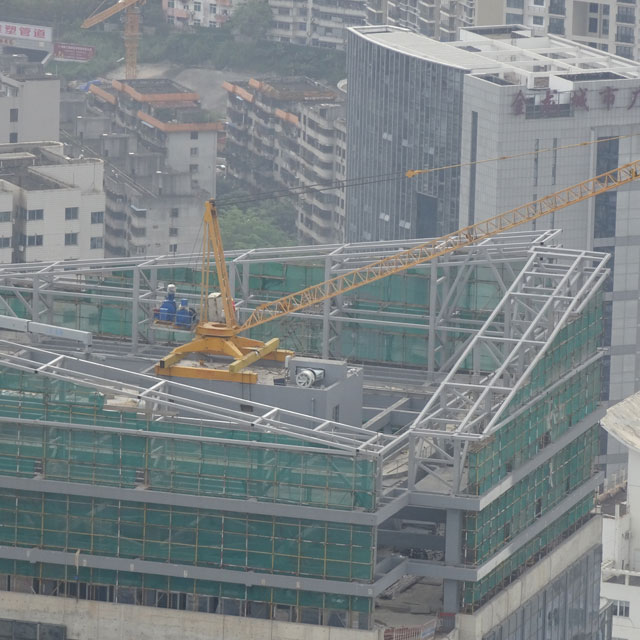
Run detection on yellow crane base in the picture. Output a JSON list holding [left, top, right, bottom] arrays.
[[154, 335, 293, 383]]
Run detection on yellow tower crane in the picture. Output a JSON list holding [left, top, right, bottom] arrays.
[[155, 160, 640, 383], [82, 0, 146, 80]]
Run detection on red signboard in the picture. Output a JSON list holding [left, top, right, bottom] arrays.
[[53, 42, 96, 63]]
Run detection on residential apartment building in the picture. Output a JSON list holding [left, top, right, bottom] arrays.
[[346, 25, 640, 412], [0, 142, 105, 263], [71, 78, 221, 257], [501, 0, 640, 60], [162, 0, 232, 27], [382, 0, 503, 39], [224, 77, 346, 243], [0, 54, 59, 145], [162, 0, 367, 48]]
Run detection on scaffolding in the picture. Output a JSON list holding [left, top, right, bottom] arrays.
[[0, 233, 608, 630]]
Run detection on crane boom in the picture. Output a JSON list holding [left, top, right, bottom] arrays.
[[81, 0, 140, 28], [157, 159, 640, 382], [238, 159, 640, 333]]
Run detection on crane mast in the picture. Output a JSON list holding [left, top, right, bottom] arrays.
[[155, 160, 640, 382], [82, 0, 146, 80]]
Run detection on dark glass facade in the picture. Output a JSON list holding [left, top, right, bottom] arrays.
[[345, 28, 464, 242]]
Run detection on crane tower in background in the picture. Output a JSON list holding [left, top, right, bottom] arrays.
[[82, 0, 146, 80]]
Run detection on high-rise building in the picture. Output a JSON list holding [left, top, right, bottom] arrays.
[[346, 25, 640, 410], [501, 0, 640, 61], [383, 0, 503, 39], [70, 78, 221, 258], [0, 141, 105, 262]]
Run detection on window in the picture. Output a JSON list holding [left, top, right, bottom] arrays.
[[0, 211, 10, 223], [65, 207, 79, 220], [90, 236, 103, 250], [168, 0, 174, 6], [9, 133, 17, 143], [193, 2, 202, 11], [170, 208, 179, 218], [27, 234, 43, 247], [533, 15, 544, 24], [589, 2, 598, 11], [209, 3, 216, 11], [549, 17, 565, 34], [189, 164, 199, 173], [506, 0, 524, 7], [589, 17, 598, 32], [65, 233, 78, 246], [190, 147, 199, 156], [9, 108, 18, 122], [190, 131, 199, 140], [169, 228, 178, 237], [533, 0, 544, 4], [0, 237, 10, 248], [612, 600, 630, 617], [27, 209, 44, 221], [91, 211, 104, 224], [169, 243, 178, 253]]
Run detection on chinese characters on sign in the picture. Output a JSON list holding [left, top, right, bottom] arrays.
[[512, 86, 640, 115], [600, 86, 618, 110], [571, 88, 589, 111], [0, 22, 52, 43], [53, 43, 96, 63]]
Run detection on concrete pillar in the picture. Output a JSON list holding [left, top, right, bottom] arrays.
[[443, 508, 463, 615]]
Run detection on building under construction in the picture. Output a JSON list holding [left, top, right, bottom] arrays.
[[0, 223, 611, 640]]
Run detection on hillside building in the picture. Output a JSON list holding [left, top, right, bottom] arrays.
[[224, 77, 346, 243], [0, 141, 105, 263], [70, 78, 221, 257], [162, 0, 367, 49]]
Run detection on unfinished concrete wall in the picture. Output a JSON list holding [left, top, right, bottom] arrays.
[[0, 591, 382, 640]]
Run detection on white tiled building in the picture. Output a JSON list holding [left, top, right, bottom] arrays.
[[0, 56, 59, 145], [0, 142, 105, 263], [383, 0, 503, 39], [163, 0, 232, 27]]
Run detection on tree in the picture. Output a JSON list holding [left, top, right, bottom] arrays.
[[228, 0, 273, 42], [219, 205, 294, 250]]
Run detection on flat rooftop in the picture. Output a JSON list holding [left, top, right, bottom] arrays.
[[350, 25, 640, 84], [119, 78, 194, 95], [0, 168, 63, 191]]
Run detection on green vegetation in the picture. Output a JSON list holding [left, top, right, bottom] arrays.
[[216, 179, 297, 250], [4, 0, 346, 84]]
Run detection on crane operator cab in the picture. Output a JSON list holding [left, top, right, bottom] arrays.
[[207, 292, 235, 324]]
